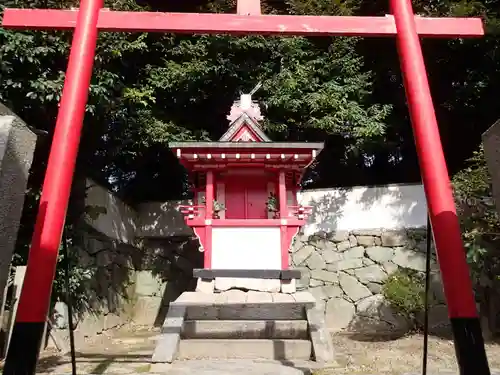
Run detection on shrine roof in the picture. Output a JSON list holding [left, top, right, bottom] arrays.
[[219, 112, 271, 142], [170, 92, 324, 155], [169, 141, 324, 150]]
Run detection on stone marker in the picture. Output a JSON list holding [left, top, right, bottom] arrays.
[[0, 104, 37, 343]]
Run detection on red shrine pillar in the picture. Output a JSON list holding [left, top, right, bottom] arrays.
[[3, 0, 103, 373], [204, 170, 214, 269], [390, 1, 490, 374], [278, 170, 288, 269]]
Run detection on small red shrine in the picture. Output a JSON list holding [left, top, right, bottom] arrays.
[[171, 93, 323, 293]]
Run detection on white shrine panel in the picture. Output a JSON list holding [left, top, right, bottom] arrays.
[[211, 226, 281, 291]]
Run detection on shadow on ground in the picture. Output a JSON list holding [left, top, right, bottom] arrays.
[[37, 352, 153, 374]]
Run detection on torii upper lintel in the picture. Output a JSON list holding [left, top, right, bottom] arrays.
[[3, 8, 484, 37]]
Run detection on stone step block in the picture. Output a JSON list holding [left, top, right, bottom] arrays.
[[177, 339, 312, 360], [182, 320, 309, 339], [174, 291, 315, 306], [185, 303, 306, 320], [176, 291, 316, 321]]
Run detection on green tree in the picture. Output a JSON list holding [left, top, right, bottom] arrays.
[[452, 146, 500, 286], [452, 146, 500, 334], [358, 0, 500, 180]]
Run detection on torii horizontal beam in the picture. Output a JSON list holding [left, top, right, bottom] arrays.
[[3, 9, 484, 37]]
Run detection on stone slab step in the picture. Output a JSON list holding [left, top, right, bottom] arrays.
[[182, 320, 309, 339], [175, 290, 315, 306], [177, 339, 312, 360], [176, 290, 315, 320], [186, 304, 306, 320]]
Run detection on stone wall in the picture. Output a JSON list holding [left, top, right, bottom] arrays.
[[45, 181, 198, 344], [131, 236, 202, 327], [291, 228, 450, 335], [50, 228, 201, 349]]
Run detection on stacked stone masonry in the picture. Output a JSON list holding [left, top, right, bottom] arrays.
[[290, 228, 450, 334], [49, 233, 202, 349]]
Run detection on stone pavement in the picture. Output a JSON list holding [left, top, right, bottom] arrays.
[[29, 358, 321, 375], [2, 325, 498, 375], [152, 359, 320, 375]]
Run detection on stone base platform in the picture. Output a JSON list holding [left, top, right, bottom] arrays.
[[151, 290, 335, 365], [196, 273, 298, 294]]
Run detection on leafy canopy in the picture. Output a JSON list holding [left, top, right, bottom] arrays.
[[0, 0, 391, 199]]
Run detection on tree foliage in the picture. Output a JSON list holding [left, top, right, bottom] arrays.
[[358, 0, 500, 178], [382, 268, 426, 325], [3, 0, 500, 196], [452, 147, 500, 288]]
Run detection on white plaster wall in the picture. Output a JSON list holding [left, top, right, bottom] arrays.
[[297, 183, 427, 236], [84, 179, 137, 243], [135, 200, 194, 237], [211, 227, 281, 270], [212, 226, 282, 292]]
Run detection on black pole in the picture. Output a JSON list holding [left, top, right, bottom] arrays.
[[422, 215, 432, 375], [62, 231, 77, 375]]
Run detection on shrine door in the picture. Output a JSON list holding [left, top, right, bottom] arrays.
[[224, 174, 268, 219]]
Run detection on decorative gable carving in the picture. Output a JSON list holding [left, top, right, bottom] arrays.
[[219, 113, 271, 142], [237, 131, 255, 142]]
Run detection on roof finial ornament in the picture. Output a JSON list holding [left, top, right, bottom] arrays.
[[249, 81, 262, 96], [227, 82, 264, 123]]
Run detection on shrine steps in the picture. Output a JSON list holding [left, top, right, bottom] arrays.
[[177, 339, 312, 360], [151, 290, 336, 364], [182, 319, 309, 339]]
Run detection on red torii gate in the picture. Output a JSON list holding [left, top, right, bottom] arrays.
[[0, 1, 490, 374]]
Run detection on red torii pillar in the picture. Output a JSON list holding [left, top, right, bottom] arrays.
[[0, 1, 489, 374]]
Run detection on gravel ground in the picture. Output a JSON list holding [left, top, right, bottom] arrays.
[[1, 327, 500, 374], [323, 332, 500, 375]]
